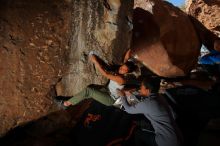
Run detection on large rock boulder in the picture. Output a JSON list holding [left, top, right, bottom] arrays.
[[0, 0, 72, 136], [0, 0, 133, 136], [131, 0, 201, 77]]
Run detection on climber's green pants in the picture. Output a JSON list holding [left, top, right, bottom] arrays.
[[68, 86, 115, 106]]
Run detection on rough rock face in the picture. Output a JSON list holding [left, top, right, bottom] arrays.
[[57, 0, 133, 96], [131, 0, 200, 77], [186, 0, 220, 37], [0, 0, 71, 136], [186, 0, 220, 52], [0, 0, 133, 136]]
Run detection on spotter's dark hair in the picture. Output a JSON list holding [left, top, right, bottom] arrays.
[[142, 77, 161, 93]]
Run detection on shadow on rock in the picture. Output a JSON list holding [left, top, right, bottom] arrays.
[[0, 100, 91, 146]]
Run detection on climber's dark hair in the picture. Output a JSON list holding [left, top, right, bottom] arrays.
[[124, 61, 137, 73], [142, 77, 161, 93]]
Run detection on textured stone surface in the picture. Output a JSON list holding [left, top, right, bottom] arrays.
[[131, 0, 200, 77], [186, 0, 220, 51], [0, 0, 133, 136], [58, 0, 133, 96], [186, 0, 220, 37], [0, 0, 71, 136]]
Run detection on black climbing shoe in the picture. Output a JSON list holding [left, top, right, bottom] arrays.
[[52, 96, 70, 110]]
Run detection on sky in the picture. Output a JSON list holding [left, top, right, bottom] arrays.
[[167, 0, 185, 6]]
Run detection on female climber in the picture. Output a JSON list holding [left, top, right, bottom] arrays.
[[63, 50, 137, 107]]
